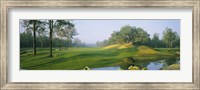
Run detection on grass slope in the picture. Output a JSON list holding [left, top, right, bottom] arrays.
[[162, 64, 180, 70], [20, 44, 179, 70], [103, 43, 133, 49]]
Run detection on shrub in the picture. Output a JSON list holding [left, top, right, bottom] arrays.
[[142, 67, 148, 70], [128, 65, 140, 70], [83, 66, 90, 70]]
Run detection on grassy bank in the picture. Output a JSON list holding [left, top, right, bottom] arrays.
[[20, 45, 180, 70]]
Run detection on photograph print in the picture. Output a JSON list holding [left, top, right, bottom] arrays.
[[20, 19, 180, 70]]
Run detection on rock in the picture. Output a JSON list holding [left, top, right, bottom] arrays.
[[128, 65, 140, 70], [83, 66, 90, 70]]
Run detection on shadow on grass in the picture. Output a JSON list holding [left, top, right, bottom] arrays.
[[21, 56, 74, 69]]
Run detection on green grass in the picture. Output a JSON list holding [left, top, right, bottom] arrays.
[[20, 45, 180, 70]]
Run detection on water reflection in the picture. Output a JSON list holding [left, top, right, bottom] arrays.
[[147, 61, 164, 70], [91, 57, 180, 70], [92, 66, 121, 70], [133, 57, 180, 70]]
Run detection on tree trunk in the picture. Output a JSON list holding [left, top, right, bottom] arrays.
[[49, 20, 53, 57], [33, 20, 36, 55]]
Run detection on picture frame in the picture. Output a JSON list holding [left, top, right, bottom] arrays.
[[0, 0, 199, 89]]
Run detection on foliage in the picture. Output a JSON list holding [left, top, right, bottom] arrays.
[[128, 66, 140, 70], [142, 67, 148, 70], [83, 66, 90, 70], [53, 20, 78, 47], [96, 25, 180, 48], [152, 33, 160, 48], [162, 27, 179, 48], [21, 20, 45, 55], [20, 20, 81, 48]]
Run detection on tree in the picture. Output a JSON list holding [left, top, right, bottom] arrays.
[[162, 27, 178, 48], [54, 20, 78, 47], [20, 32, 33, 48], [118, 25, 150, 45], [152, 33, 159, 48], [36, 21, 47, 48], [49, 20, 53, 57], [119, 25, 135, 43], [73, 38, 82, 47], [174, 34, 180, 48], [133, 27, 150, 45], [21, 20, 43, 55], [108, 31, 124, 44], [100, 25, 150, 46], [33, 20, 36, 55]]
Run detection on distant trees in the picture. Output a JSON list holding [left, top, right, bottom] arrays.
[[97, 25, 150, 46], [54, 20, 78, 47], [99, 25, 150, 46], [21, 20, 44, 55], [20, 20, 80, 57], [152, 33, 159, 48], [72, 38, 86, 47], [20, 32, 33, 47], [20, 33, 83, 48], [108, 31, 123, 45], [20, 20, 180, 53], [36, 21, 47, 48], [162, 27, 179, 48], [96, 25, 180, 48]]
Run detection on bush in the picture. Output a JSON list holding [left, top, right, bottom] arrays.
[[83, 66, 90, 70], [128, 65, 140, 70], [142, 67, 148, 70]]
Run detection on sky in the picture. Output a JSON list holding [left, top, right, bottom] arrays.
[[20, 19, 180, 44], [73, 20, 180, 44]]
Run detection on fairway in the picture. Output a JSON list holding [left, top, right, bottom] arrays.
[[20, 19, 180, 70], [20, 45, 180, 70]]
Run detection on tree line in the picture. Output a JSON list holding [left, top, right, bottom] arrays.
[[96, 25, 180, 48], [20, 20, 85, 57], [20, 32, 85, 48], [21, 20, 180, 57]]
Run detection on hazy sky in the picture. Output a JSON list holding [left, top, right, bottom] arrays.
[[73, 20, 180, 44], [20, 19, 180, 44]]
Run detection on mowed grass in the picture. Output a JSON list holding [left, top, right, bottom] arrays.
[[20, 45, 180, 70]]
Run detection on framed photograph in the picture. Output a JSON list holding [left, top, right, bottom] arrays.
[[1, 0, 199, 89]]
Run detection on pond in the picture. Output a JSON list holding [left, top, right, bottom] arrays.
[[92, 66, 121, 70], [91, 58, 180, 70]]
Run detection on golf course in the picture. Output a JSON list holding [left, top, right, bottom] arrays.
[[20, 20, 180, 70], [20, 43, 180, 70]]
